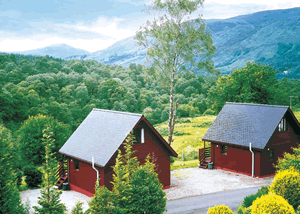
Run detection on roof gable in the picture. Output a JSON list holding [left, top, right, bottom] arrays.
[[202, 102, 290, 149], [59, 108, 178, 166], [59, 108, 142, 167]]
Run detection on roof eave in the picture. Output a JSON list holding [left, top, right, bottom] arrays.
[[202, 139, 264, 151], [287, 108, 300, 133], [59, 151, 104, 168]]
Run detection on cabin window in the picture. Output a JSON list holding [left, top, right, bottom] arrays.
[[74, 159, 79, 171], [278, 118, 286, 132], [134, 128, 141, 144], [221, 145, 227, 154], [269, 149, 275, 159]]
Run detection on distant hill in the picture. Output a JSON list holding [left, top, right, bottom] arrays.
[[12, 44, 90, 59], [9, 7, 300, 78], [68, 7, 300, 78]]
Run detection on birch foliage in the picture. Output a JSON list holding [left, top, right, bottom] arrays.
[[135, 0, 216, 145]]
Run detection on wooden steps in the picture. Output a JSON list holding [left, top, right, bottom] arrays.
[[56, 161, 68, 189], [199, 162, 208, 169], [56, 175, 68, 188]]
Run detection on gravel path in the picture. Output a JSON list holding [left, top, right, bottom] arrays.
[[20, 188, 91, 214], [21, 168, 274, 213], [164, 168, 274, 201]]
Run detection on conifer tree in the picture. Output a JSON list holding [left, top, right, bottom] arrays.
[[0, 125, 25, 213], [33, 127, 66, 214], [88, 131, 167, 213]]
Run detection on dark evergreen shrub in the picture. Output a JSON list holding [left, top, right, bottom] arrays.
[[242, 186, 269, 208], [24, 165, 42, 188], [15, 168, 23, 186]]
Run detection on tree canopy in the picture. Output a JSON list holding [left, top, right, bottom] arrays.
[[208, 62, 286, 112]]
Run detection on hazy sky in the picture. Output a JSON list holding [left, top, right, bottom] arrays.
[[0, 0, 299, 53]]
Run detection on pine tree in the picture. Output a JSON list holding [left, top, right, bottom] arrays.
[[33, 127, 67, 214], [88, 131, 167, 213], [0, 125, 25, 213]]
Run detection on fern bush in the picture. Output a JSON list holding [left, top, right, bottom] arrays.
[[251, 193, 295, 214], [207, 205, 234, 214], [269, 167, 300, 208]]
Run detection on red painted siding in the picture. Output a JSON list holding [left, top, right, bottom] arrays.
[[210, 113, 299, 177], [68, 157, 103, 195], [260, 115, 299, 176], [66, 120, 172, 196], [104, 163, 114, 190], [211, 143, 262, 176], [131, 124, 171, 187]]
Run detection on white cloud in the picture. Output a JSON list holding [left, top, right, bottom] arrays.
[[59, 16, 136, 40], [206, 0, 298, 6], [116, 0, 149, 6], [0, 16, 138, 53]]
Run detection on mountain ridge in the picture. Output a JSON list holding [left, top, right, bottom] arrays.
[[11, 44, 91, 59], [67, 7, 300, 77], [6, 7, 300, 77]]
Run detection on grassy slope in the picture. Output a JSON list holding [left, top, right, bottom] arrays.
[[155, 111, 300, 170], [294, 111, 300, 121], [155, 116, 216, 155]]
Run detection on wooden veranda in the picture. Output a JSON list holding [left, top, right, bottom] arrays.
[[199, 141, 211, 169]]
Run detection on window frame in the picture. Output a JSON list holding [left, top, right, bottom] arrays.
[[278, 118, 287, 132], [269, 149, 275, 159], [74, 159, 79, 171], [220, 145, 227, 155]]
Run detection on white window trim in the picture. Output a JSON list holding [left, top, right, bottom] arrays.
[[278, 118, 286, 132], [141, 128, 144, 143]]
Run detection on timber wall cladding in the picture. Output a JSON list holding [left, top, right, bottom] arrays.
[[69, 158, 99, 194], [132, 126, 171, 187], [212, 143, 261, 176], [261, 115, 299, 176]]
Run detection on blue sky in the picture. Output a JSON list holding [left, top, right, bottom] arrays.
[[0, 0, 299, 52]]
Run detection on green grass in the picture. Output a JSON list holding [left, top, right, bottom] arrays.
[[171, 160, 199, 170], [294, 110, 300, 121], [155, 115, 216, 156]]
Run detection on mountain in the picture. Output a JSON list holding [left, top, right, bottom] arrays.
[[68, 7, 300, 77], [12, 44, 90, 59], [65, 36, 147, 65]]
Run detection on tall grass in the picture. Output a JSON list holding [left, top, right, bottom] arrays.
[[155, 115, 216, 160]]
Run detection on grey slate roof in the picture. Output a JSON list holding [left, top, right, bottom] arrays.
[[59, 108, 142, 167], [202, 102, 289, 149]]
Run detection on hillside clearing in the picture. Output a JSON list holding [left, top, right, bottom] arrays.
[[155, 116, 216, 156]]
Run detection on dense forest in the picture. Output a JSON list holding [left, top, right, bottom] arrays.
[[0, 53, 218, 133], [0, 52, 300, 166]]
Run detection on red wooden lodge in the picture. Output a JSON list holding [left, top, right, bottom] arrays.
[[200, 102, 300, 177], [58, 108, 178, 197]]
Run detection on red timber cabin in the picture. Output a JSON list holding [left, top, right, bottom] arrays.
[[202, 102, 300, 177], [59, 108, 177, 197]]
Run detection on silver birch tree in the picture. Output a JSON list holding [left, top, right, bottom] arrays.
[[135, 0, 216, 145]]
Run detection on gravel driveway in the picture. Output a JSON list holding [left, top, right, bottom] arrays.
[[165, 168, 273, 201], [21, 168, 274, 213]]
